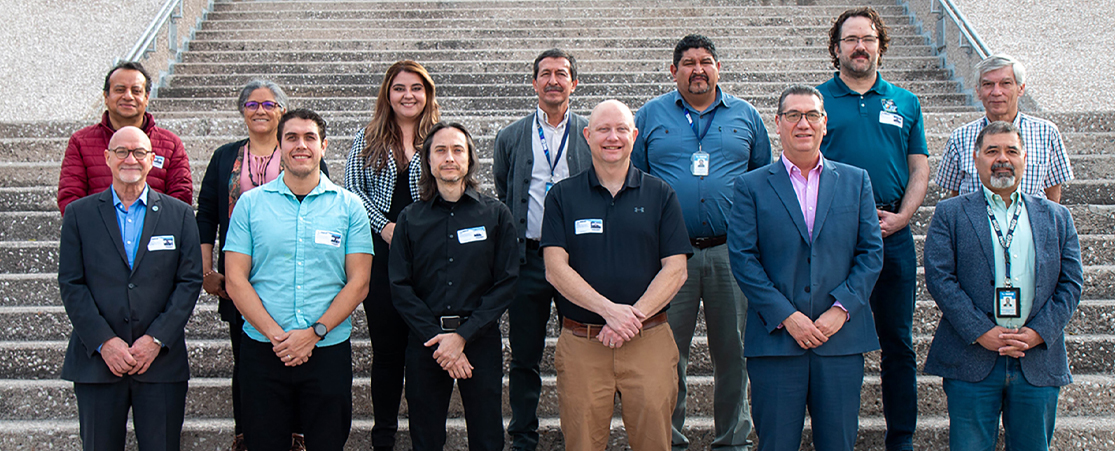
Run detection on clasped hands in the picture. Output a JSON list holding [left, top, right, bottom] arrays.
[[426, 333, 473, 379], [271, 328, 320, 367], [977, 326, 1044, 358], [597, 303, 648, 349], [100, 335, 162, 377], [783, 307, 847, 350]]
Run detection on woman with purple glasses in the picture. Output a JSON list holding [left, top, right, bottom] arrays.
[[195, 79, 326, 451]]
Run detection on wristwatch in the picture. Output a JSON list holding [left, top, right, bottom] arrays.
[[311, 322, 328, 340]]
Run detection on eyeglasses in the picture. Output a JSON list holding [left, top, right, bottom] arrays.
[[109, 147, 150, 160], [840, 35, 879, 45], [243, 100, 281, 111], [779, 111, 825, 124]]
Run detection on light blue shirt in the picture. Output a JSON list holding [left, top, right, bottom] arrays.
[[224, 172, 375, 346], [111, 185, 149, 269], [982, 186, 1036, 329], [633, 88, 771, 238]]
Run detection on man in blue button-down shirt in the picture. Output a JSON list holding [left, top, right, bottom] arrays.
[[225, 109, 374, 451], [633, 34, 770, 451]]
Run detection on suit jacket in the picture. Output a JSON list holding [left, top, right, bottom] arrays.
[[729, 159, 884, 357], [923, 192, 1083, 386], [493, 111, 592, 262], [59, 188, 203, 383]]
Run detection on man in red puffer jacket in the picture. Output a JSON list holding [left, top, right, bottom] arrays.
[[58, 61, 192, 215]]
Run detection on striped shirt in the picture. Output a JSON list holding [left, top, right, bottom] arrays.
[[935, 112, 1073, 197]]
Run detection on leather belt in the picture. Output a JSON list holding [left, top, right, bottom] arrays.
[[690, 235, 726, 249], [562, 312, 668, 338], [876, 199, 902, 213], [525, 239, 541, 250], [439, 315, 469, 332]]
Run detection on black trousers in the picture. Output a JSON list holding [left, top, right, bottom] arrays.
[[405, 326, 504, 451], [226, 312, 245, 434], [74, 378, 188, 451], [365, 232, 410, 448], [240, 335, 353, 451], [506, 248, 558, 450]]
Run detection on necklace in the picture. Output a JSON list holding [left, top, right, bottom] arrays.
[[247, 141, 278, 187]]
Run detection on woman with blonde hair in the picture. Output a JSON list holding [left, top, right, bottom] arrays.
[[344, 60, 439, 451]]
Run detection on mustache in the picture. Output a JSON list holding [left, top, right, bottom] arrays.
[[689, 73, 708, 83], [851, 50, 870, 59], [544, 85, 564, 92], [991, 161, 1015, 174]]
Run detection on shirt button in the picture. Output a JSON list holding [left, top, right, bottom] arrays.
[[448, 281, 453, 286], [805, 286, 811, 293], [128, 283, 136, 289], [450, 212, 454, 216], [298, 262, 303, 265], [449, 258, 454, 262], [297, 285, 302, 289], [700, 199, 705, 203]]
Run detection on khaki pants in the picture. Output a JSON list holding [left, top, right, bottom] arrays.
[[555, 323, 679, 451]]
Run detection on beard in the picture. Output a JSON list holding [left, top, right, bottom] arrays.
[[687, 74, 711, 95], [988, 161, 1016, 189], [841, 51, 876, 78]]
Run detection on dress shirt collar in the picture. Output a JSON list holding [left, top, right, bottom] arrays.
[[780, 152, 825, 178], [264, 170, 336, 197], [536, 106, 570, 130], [111, 184, 149, 211], [432, 186, 482, 207], [828, 71, 891, 97], [587, 163, 642, 192], [981, 184, 1023, 210], [672, 86, 727, 113]]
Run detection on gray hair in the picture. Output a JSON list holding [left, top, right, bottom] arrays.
[[236, 79, 289, 114], [975, 54, 1026, 86], [777, 84, 825, 114], [975, 120, 1024, 153]]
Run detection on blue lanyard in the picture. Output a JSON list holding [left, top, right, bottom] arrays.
[[684, 105, 719, 150], [536, 113, 570, 176], [985, 198, 1023, 287]]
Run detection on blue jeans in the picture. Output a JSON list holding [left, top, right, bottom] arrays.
[[942, 356, 1060, 451], [871, 226, 918, 450]]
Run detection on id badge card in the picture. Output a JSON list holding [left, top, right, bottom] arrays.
[[691, 150, 710, 176], [996, 287, 1021, 318]]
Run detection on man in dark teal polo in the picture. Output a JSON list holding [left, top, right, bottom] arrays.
[[816, 7, 930, 451]]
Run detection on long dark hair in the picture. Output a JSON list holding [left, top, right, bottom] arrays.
[[418, 122, 479, 201]]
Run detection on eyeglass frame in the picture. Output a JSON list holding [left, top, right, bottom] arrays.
[[108, 147, 151, 160], [243, 100, 282, 111], [778, 111, 826, 124], [840, 35, 879, 46]]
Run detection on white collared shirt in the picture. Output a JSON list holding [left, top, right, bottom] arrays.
[[526, 107, 572, 239]]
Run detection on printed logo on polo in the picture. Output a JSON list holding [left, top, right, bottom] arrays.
[[634, 207, 645, 213], [881, 98, 898, 113]]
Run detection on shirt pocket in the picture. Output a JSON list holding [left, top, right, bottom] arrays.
[[312, 212, 350, 251]]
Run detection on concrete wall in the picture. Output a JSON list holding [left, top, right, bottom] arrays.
[[951, 0, 1115, 112]]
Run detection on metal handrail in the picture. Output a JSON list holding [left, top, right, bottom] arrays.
[[119, 0, 183, 63], [932, 0, 992, 59]]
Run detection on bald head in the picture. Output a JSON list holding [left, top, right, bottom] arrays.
[[105, 126, 154, 186], [584, 100, 638, 166]]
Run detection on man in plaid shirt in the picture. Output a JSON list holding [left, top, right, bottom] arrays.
[[935, 54, 1073, 202]]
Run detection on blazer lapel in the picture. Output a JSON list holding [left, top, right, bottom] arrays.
[[1023, 195, 1053, 319], [962, 194, 997, 275], [130, 191, 163, 274], [767, 163, 811, 244], [97, 190, 129, 266], [810, 161, 838, 242]]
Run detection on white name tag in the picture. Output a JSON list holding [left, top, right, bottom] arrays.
[[574, 219, 603, 235], [152, 155, 165, 169], [315, 230, 342, 247], [457, 226, 487, 244], [147, 235, 175, 251], [879, 111, 904, 128]]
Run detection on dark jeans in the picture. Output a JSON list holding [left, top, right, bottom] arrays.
[[870, 226, 918, 450], [406, 327, 504, 451], [366, 232, 409, 449], [227, 312, 245, 434], [507, 249, 557, 450], [240, 336, 353, 451]]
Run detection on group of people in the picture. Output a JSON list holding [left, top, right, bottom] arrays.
[[56, 6, 1084, 451]]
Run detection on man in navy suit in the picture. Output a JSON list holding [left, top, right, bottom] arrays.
[[58, 126, 203, 451], [728, 85, 883, 451], [924, 121, 1083, 451]]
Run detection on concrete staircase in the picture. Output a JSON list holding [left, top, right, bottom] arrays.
[[1, 0, 1113, 449]]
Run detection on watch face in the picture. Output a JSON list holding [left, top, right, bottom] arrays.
[[313, 323, 327, 338]]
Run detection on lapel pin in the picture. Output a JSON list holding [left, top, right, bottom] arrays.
[[152, 205, 159, 211]]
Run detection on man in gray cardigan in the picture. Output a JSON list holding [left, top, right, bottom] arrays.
[[492, 48, 592, 451], [923, 121, 1082, 451]]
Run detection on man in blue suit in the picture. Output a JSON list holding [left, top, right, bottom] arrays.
[[729, 85, 884, 451], [924, 121, 1083, 451]]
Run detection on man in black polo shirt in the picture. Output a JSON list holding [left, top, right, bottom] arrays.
[[389, 122, 519, 451], [541, 100, 691, 451]]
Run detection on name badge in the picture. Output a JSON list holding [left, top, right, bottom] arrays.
[[315, 230, 342, 247], [879, 111, 903, 128], [152, 155, 165, 169], [147, 235, 175, 251], [996, 287, 1021, 318], [574, 218, 603, 235], [457, 226, 487, 244], [691, 150, 710, 176]]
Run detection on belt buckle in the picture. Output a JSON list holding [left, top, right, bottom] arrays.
[[439, 315, 461, 332]]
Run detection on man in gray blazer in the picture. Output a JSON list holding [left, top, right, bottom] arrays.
[[729, 85, 883, 451], [58, 126, 203, 451], [924, 120, 1083, 451], [492, 48, 592, 451]]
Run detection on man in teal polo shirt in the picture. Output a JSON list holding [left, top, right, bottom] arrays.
[[225, 109, 374, 451], [816, 7, 930, 451]]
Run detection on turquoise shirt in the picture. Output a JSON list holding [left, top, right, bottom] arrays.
[[224, 172, 375, 346], [817, 73, 928, 204], [111, 185, 148, 269], [983, 186, 1036, 329]]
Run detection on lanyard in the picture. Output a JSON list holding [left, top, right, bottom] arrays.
[[684, 105, 719, 152], [985, 198, 1023, 288], [536, 114, 570, 177]]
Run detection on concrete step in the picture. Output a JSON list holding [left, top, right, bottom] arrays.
[[3, 372, 1113, 422], [207, 0, 908, 11], [2, 333, 1113, 380], [1, 413, 1113, 450], [202, 4, 910, 20]]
